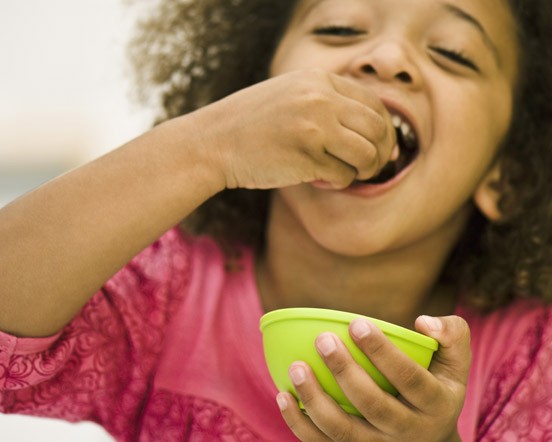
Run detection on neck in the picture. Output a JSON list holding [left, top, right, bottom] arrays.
[[256, 194, 467, 329]]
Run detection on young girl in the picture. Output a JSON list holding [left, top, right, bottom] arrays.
[[1, 0, 551, 440]]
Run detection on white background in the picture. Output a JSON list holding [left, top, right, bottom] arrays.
[[0, 1, 154, 440]]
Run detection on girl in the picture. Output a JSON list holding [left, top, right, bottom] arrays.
[[1, 0, 551, 440]]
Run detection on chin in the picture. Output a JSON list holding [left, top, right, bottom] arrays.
[[306, 224, 391, 258]]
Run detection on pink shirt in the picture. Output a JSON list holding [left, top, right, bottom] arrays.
[[0, 228, 551, 441]]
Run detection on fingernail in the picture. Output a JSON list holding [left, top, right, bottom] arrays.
[[422, 315, 442, 331], [289, 364, 306, 386], [351, 319, 372, 339], [276, 393, 288, 411], [316, 333, 337, 356]]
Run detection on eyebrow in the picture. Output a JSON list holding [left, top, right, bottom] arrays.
[[441, 2, 500, 66]]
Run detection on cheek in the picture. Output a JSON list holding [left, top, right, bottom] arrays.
[[436, 80, 513, 163], [270, 32, 304, 75], [423, 86, 512, 206], [271, 48, 337, 75], [472, 76, 515, 148], [270, 35, 352, 76], [433, 117, 499, 197]]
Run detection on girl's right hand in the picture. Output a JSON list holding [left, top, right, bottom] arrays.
[[189, 69, 397, 191]]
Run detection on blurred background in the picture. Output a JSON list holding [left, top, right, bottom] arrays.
[[0, 1, 154, 440]]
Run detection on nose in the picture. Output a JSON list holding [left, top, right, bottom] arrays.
[[350, 40, 422, 88]]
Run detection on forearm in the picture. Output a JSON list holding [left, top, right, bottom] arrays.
[[0, 68, 396, 338], [0, 114, 224, 337]]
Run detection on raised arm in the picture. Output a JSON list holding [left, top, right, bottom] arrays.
[[0, 113, 225, 337], [0, 70, 396, 338]]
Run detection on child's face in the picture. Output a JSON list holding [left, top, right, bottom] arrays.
[[268, 0, 519, 256]]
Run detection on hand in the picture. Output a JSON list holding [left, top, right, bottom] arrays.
[[276, 315, 471, 441], [188, 69, 396, 190]]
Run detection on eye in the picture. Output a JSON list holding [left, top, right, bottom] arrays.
[[429, 46, 479, 72], [313, 25, 366, 37]]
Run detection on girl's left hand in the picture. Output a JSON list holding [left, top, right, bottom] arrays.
[[276, 315, 471, 442]]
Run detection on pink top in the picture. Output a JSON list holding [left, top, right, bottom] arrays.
[[0, 228, 551, 441]]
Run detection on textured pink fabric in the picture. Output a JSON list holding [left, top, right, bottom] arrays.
[[0, 228, 551, 441], [458, 300, 552, 441]]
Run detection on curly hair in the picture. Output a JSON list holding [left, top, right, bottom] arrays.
[[129, 0, 552, 311]]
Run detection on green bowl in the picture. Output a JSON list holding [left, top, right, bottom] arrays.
[[259, 308, 438, 416]]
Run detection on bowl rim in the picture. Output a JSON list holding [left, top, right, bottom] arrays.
[[260, 307, 438, 351]]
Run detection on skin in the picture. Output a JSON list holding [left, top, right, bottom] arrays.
[[278, 315, 471, 441], [261, 0, 519, 439], [0, 0, 517, 439], [267, 0, 517, 260], [0, 65, 399, 336]]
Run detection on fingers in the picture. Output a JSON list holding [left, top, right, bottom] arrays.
[[323, 127, 380, 181], [314, 332, 411, 435], [215, 69, 397, 190], [281, 361, 376, 441], [304, 71, 396, 183], [328, 75, 396, 177], [291, 70, 396, 186], [276, 391, 332, 441], [323, 317, 468, 414], [317, 103, 394, 183], [414, 315, 472, 386], [328, 73, 388, 117], [278, 317, 470, 441], [347, 319, 442, 413], [311, 153, 358, 190]]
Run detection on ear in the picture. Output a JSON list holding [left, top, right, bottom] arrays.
[[473, 162, 502, 222]]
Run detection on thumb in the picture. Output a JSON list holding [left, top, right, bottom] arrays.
[[415, 315, 472, 386]]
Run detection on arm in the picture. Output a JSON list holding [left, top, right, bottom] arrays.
[[0, 115, 222, 337], [0, 229, 192, 437], [0, 69, 395, 338]]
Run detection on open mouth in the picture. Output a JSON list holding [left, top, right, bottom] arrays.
[[354, 111, 419, 185]]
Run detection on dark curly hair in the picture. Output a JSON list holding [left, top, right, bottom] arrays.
[[129, 0, 552, 312]]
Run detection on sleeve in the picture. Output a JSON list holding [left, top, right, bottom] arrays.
[[0, 228, 192, 439], [476, 306, 552, 441]]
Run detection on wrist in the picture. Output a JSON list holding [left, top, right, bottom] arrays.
[[179, 96, 248, 190], [157, 111, 228, 196]]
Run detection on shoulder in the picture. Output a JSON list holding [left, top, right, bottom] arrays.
[[460, 299, 551, 382], [460, 298, 550, 351], [460, 300, 552, 440], [113, 226, 255, 316], [106, 227, 227, 293]]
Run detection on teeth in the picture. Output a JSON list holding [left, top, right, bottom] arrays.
[[391, 113, 413, 137], [391, 112, 417, 149], [391, 115, 402, 128], [400, 122, 411, 138]]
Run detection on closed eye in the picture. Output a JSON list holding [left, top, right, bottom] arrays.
[[313, 26, 365, 37], [429, 46, 479, 72]]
